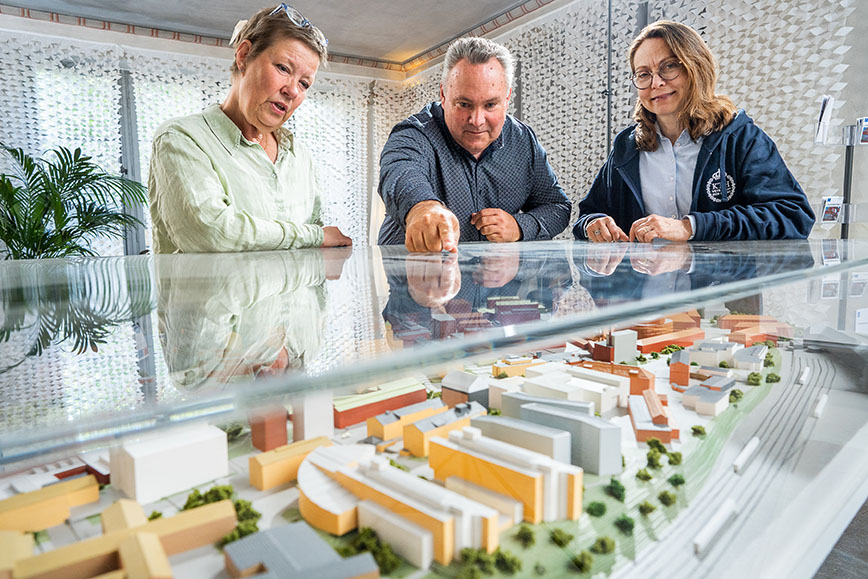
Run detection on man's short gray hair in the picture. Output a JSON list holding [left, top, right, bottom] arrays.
[[441, 37, 515, 89]]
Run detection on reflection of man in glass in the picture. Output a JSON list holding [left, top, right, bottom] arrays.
[[381, 245, 572, 346], [156, 250, 345, 389]]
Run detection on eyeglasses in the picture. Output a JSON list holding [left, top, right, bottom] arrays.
[[269, 3, 328, 47], [630, 60, 683, 90]]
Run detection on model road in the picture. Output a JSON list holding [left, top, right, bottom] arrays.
[[617, 348, 834, 578]]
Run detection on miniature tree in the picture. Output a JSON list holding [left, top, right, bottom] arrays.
[[667, 451, 682, 466], [496, 372, 509, 379], [747, 372, 762, 386], [691, 425, 706, 436], [729, 389, 744, 403], [515, 524, 535, 548], [456, 565, 483, 579], [570, 550, 594, 573], [389, 458, 409, 472], [494, 548, 522, 574], [690, 361, 699, 366], [147, 510, 162, 521], [764, 352, 775, 367], [763, 339, 776, 347], [427, 390, 442, 399], [219, 422, 245, 442], [647, 449, 663, 469], [766, 373, 781, 383], [614, 514, 635, 535], [718, 360, 729, 368], [651, 351, 660, 359], [549, 528, 574, 547], [604, 477, 626, 502], [488, 408, 502, 416], [658, 490, 677, 506], [353, 528, 401, 574], [534, 562, 546, 576], [587, 501, 607, 517], [646, 437, 666, 452], [635, 354, 647, 363], [638, 501, 657, 516], [668, 474, 686, 487], [590, 536, 615, 554], [183, 484, 262, 548], [635, 468, 653, 481]]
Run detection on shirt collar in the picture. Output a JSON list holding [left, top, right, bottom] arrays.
[[203, 103, 295, 156], [654, 122, 701, 146]]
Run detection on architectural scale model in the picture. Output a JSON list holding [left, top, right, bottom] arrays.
[[0, 306, 816, 578]]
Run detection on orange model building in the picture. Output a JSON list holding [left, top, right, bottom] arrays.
[[637, 327, 705, 354], [0, 530, 34, 579], [491, 357, 545, 378], [366, 398, 448, 441], [333, 377, 427, 429], [249, 407, 289, 452], [249, 436, 332, 491], [12, 499, 236, 578], [570, 360, 654, 394], [669, 350, 691, 390], [428, 427, 582, 525], [403, 402, 486, 457], [0, 474, 99, 532]]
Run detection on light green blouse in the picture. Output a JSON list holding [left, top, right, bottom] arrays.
[[149, 104, 324, 254]]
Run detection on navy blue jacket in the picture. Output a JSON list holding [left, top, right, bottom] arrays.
[[573, 111, 815, 241]]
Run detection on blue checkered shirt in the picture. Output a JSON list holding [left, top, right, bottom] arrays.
[[377, 102, 571, 245]]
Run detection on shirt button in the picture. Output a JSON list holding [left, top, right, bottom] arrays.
[[669, 177, 675, 182], [672, 215, 677, 218], [669, 196, 674, 201]]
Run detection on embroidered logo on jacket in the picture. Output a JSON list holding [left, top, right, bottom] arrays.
[[706, 169, 736, 203]]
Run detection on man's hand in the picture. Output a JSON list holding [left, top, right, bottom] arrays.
[[470, 208, 521, 242], [586, 216, 629, 243], [405, 201, 460, 253], [322, 226, 352, 247], [629, 215, 692, 243], [406, 253, 461, 308]]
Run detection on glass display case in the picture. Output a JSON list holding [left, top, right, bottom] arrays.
[[2, 239, 867, 578]]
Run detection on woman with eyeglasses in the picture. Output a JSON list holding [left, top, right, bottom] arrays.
[[574, 20, 814, 243], [149, 4, 351, 253]]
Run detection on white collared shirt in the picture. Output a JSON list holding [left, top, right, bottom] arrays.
[[639, 126, 703, 238]]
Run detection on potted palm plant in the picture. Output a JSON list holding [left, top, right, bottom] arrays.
[[0, 144, 147, 259]]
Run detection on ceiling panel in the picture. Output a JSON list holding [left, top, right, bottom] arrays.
[[8, 0, 528, 63]]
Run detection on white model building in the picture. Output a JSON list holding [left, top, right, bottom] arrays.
[[471, 415, 571, 464], [522, 372, 583, 400], [518, 402, 622, 476], [689, 340, 742, 367], [487, 376, 525, 410], [733, 344, 768, 371], [500, 391, 594, 420], [611, 329, 638, 366], [291, 391, 334, 441], [682, 385, 730, 416], [109, 423, 228, 505], [524, 361, 568, 378], [566, 365, 629, 408], [358, 499, 433, 569]]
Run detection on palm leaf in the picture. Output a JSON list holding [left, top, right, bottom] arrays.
[[0, 142, 147, 260]]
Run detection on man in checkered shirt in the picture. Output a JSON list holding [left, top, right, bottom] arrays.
[[378, 37, 571, 253]]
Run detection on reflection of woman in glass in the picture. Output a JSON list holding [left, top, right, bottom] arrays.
[[149, 5, 351, 253], [575, 21, 814, 243], [157, 251, 332, 389]]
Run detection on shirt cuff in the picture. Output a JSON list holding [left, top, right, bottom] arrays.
[[685, 215, 696, 241], [513, 213, 539, 241]]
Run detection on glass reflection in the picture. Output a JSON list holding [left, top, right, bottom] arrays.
[[381, 244, 574, 347], [156, 248, 351, 390]]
